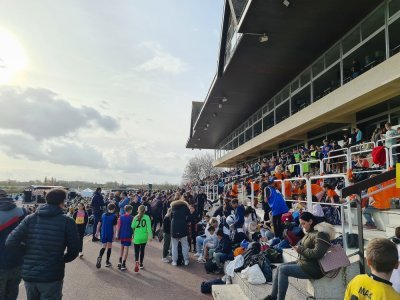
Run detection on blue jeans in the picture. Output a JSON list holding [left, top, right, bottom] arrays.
[[196, 235, 206, 255], [271, 262, 311, 300], [25, 280, 63, 300], [213, 252, 228, 268], [363, 206, 378, 225]]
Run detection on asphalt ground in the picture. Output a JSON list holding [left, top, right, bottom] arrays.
[[18, 236, 218, 300]]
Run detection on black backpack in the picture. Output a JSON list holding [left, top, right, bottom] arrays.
[[200, 278, 224, 294], [204, 260, 218, 273]]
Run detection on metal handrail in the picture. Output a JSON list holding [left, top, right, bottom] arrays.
[[389, 144, 400, 167]]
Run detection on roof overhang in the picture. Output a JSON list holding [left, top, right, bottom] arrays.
[[186, 0, 383, 150]]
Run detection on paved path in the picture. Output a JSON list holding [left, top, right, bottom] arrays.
[[19, 237, 218, 300]]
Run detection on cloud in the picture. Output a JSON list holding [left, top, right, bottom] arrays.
[[0, 133, 108, 169], [135, 42, 186, 75], [0, 87, 119, 140]]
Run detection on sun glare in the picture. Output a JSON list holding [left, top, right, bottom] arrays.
[[0, 27, 28, 84]]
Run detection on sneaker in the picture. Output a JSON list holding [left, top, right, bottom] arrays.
[[184, 260, 189, 266], [105, 261, 112, 268], [194, 253, 201, 257], [264, 296, 277, 300], [121, 263, 127, 271], [117, 263, 122, 270], [79, 252, 83, 258], [92, 237, 100, 242], [171, 261, 177, 266], [134, 261, 140, 273], [162, 258, 170, 263], [197, 258, 206, 264], [139, 264, 144, 269], [96, 257, 102, 269]]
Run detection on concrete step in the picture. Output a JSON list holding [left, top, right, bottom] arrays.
[[231, 269, 312, 300], [386, 224, 398, 237], [212, 284, 249, 300]]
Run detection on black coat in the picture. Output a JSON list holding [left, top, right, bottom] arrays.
[[170, 200, 190, 238], [6, 204, 80, 283]]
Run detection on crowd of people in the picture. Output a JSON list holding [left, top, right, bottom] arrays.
[[0, 180, 399, 299]]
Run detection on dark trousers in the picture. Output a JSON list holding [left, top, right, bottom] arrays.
[[92, 213, 101, 238], [77, 225, 85, 252], [25, 280, 63, 300], [134, 243, 147, 264], [0, 267, 21, 300], [152, 216, 162, 236], [273, 214, 284, 239], [163, 233, 171, 258]]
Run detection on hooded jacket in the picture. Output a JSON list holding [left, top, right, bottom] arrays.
[[170, 200, 190, 238], [91, 192, 105, 216], [6, 204, 80, 282], [0, 198, 26, 270], [296, 222, 336, 279]]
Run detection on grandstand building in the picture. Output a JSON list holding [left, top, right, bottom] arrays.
[[186, 0, 400, 168]]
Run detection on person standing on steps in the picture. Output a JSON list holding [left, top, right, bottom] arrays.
[[91, 187, 105, 242], [131, 205, 152, 273]]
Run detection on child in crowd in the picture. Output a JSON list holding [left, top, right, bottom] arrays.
[[213, 229, 233, 272], [345, 238, 399, 299], [95, 203, 118, 269], [390, 226, 400, 293], [131, 205, 152, 273], [198, 225, 218, 263], [116, 205, 133, 271], [162, 208, 172, 263], [195, 217, 218, 261], [73, 202, 88, 258], [188, 205, 198, 253]]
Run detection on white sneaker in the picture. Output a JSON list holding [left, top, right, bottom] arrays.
[[197, 255, 203, 261], [197, 258, 206, 264], [194, 253, 201, 257], [79, 252, 83, 258], [184, 260, 189, 266], [171, 261, 177, 266], [162, 258, 170, 263]]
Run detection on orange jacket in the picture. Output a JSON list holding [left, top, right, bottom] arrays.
[[367, 184, 390, 210]]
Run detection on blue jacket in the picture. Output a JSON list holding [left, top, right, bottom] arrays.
[[0, 198, 26, 270], [215, 234, 232, 255], [91, 192, 105, 216], [119, 197, 130, 215], [6, 204, 80, 282], [234, 204, 245, 229], [266, 187, 289, 216]]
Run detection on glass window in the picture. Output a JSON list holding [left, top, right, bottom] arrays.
[[291, 79, 299, 93], [389, 0, 400, 17], [361, 6, 385, 40], [281, 86, 290, 99], [253, 120, 262, 137], [325, 43, 340, 67], [239, 133, 244, 146], [274, 95, 281, 106], [312, 56, 325, 77], [245, 128, 252, 142], [300, 69, 311, 87], [389, 17, 400, 56], [342, 26, 361, 54]]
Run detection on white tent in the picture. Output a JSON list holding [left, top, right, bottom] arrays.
[[80, 188, 94, 198]]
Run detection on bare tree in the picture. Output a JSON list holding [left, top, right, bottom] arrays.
[[182, 153, 220, 184]]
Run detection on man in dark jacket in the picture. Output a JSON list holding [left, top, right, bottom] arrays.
[[195, 190, 207, 219], [170, 199, 190, 266], [91, 187, 105, 241], [6, 189, 80, 300], [0, 189, 27, 300], [150, 194, 163, 236]]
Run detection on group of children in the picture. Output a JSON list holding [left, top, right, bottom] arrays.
[[95, 203, 152, 273]]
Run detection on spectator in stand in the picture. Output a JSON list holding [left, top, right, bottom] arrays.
[[385, 122, 397, 165], [372, 127, 384, 146], [363, 175, 391, 229], [264, 179, 289, 239], [266, 212, 333, 300], [351, 59, 361, 78], [170, 197, 190, 266], [213, 229, 233, 272], [355, 127, 363, 144], [195, 189, 207, 219], [91, 187, 105, 242], [343, 133, 351, 148], [230, 198, 245, 232], [0, 189, 27, 300], [6, 189, 80, 300]]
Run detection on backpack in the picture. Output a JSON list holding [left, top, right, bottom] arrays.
[[200, 278, 224, 294], [323, 206, 341, 225], [204, 260, 218, 273], [177, 241, 184, 266]]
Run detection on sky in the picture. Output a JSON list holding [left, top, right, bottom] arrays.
[[0, 0, 223, 184]]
